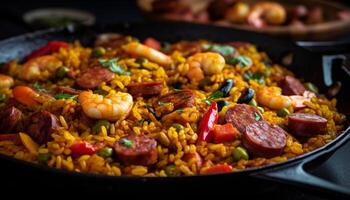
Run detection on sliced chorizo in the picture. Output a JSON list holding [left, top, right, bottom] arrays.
[[76, 66, 114, 89], [127, 81, 163, 97], [224, 104, 263, 134], [278, 75, 306, 96], [0, 106, 23, 133], [243, 121, 287, 158], [114, 134, 158, 166], [288, 113, 327, 137], [154, 90, 195, 113], [26, 110, 60, 144], [56, 86, 82, 95]]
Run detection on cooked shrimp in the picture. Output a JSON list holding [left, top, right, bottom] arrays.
[[12, 86, 40, 106], [256, 86, 292, 110], [247, 2, 286, 28], [21, 55, 62, 81], [185, 52, 225, 82], [0, 74, 14, 89], [79, 91, 133, 121], [122, 42, 172, 66]]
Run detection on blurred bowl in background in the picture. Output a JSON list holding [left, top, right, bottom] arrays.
[[23, 8, 95, 29]]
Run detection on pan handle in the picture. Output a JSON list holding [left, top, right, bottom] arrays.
[[296, 41, 350, 54], [252, 130, 350, 198]]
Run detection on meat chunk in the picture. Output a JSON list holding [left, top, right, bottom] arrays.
[[56, 86, 82, 95], [26, 110, 60, 144], [0, 106, 23, 133], [76, 66, 114, 89], [278, 75, 306, 96], [114, 135, 158, 166], [154, 90, 195, 113], [127, 81, 163, 97], [224, 104, 263, 134], [243, 121, 287, 158], [288, 113, 327, 137], [95, 33, 126, 49]]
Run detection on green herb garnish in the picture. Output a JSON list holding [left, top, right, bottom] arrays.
[[243, 72, 265, 84], [120, 138, 133, 148], [226, 56, 252, 67], [54, 93, 77, 101], [33, 82, 46, 92], [0, 94, 7, 102], [202, 91, 224, 105], [175, 108, 184, 113], [202, 44, 235, 56], [254, 112, 261, 121], [158, 101, 169, 106], [99, 58, 131, 76]]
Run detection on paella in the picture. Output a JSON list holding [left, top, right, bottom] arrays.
[[0, 34, 346, 176]]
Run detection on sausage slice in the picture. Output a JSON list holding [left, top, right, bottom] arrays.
[[224, 104, 263, 134], [278, 75, 306, 96], [243, 121, 287, 158], [127, 81, 163, 97], [0, 106, 23, 133], [76, 66, 115, 89], [288, 113, 327, 137], [26, 110, 60, 144], [114, 135, 158, 166]]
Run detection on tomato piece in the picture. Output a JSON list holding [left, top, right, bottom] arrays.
[[212, 123, 239, 143], [143, 37, 161, 51], [204, 164, 233, 174], [25, 41, 69, 61], [70, 141, 96, 156]]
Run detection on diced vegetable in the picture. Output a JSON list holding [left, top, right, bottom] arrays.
[[304, 82, 319, 93], [198, 102, 218, 142], [38, 153, 52, 164], [92, 47, 106, 58], [92, 120, 111, 134], [70, 141, 96, 156], [0, 93, 7, 102], [165, 165, 180, 176], [143, 37, 161, 51], [171, 123, 184, 132], [97, 147, 113, 158], [204, 164, 233, 174], [54, 93, 77, 101], [120, 138, 133, 148], [25, 41, 69, 61], [277, 108, 290, 117], [56, 66, 70, 79], [202, 44, 235, 56], [248, 99, 257, 106], [19, 132, 39, 155], [212, 123, 239, 143], [233, 147, 249, 161]]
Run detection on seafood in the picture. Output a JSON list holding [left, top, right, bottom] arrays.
[[78, 91, 133, 121], [12, 86, 40, 107], [256, 86, 292, 110], [21, 55, 62, 81], [247, 2, 287, 28], [0, 74, 14, 89], [122, 42, 173, 66]]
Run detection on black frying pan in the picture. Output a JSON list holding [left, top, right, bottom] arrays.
[[0, 22, 349, 198]]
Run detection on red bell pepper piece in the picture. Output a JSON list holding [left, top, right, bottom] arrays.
[[212, 123, 239, 143], [70, 141, 96, 156], [204, 164, 233, 174], [198, 101, 218, 142], [143, 37, 161, 51], [25, 41, 69, 61]]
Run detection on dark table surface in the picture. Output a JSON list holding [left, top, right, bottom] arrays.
[[0, 1, 349, 199]]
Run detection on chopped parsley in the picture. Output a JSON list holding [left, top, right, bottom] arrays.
[[54, 93, 78, 101], [0, 93, 6, 102], [99, 58, 131, 76], [226, 56, 252, 67], [33, 82, 46, 92], [202, 44, 235, 56], [202, 91, 224, 105], [120, 138, 133, 148], [254, 112, 261, 121], [158, 101, 170, 106], [243, 71, 265, 85], [175, 108, 184, 113]]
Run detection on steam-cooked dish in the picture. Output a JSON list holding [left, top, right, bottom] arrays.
[[0, 34, 346, 176], [139, 0, 350, 28]]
